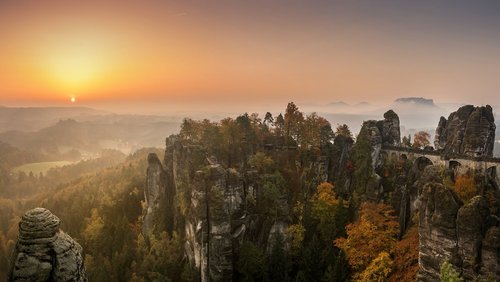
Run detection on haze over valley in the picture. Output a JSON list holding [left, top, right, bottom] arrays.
[[2, 1, 500, 281]]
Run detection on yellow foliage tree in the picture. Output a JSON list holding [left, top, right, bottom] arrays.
[[335, 202, 398, 279], [412, 131, 430, 149], [388, 226, 419, 282], [310, 182, 348, 241], [358, 251, 393, 282], [453, 174, 476, 203]]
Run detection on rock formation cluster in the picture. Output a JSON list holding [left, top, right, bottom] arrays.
[[143, 138, 294, 281], [360, 110, 401, 170], [143, 104, 498, 281], [416, 166, 499, 281], [143, 153, 166, 238], [434, 105, 496, 157], [379, 110, 402, 147], [9, 208, 86, 282]]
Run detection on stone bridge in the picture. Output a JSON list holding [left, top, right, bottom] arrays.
[[381, 146, 500, 182]]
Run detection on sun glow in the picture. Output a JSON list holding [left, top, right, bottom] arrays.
[[29, 28, 121, 97]]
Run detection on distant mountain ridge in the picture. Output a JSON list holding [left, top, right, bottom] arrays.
[[394, 97, 436, 107], [0, 106, 107, 132], [0, 116, 180, 158]]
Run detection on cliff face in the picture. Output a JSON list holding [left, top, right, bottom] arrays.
[[144, 137, 296, 281], [416, 166, 500, 281], [380, 109, 401, 147], [357, 110, 401, 202], [142, 122, 349, 281], [361, 120, 383, 170], [9, 208, 86, 282], [142, 106, 497, 281], [184, 163, 247, 281], [360, 110, 402, 170], [143, 153, 165, 237], [434, 105, 496, 157]]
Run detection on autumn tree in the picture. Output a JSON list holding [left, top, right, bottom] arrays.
[[388, 226, 419, 282], [352, 126, 373, 193], [301, 113, 334, 149], [284, 102, 304, 144], [440, 260, 463, 282], [413, 131, 430, 149], [453, 174, 477, 203], [402, 134, 412, 147], [335, 203, 399, 279], [248, 152, 274, 173], [180, 118, 201, 141], [335, 124, 352, 138], [310, 182, 348, 241], [358, 251, 393, 282]]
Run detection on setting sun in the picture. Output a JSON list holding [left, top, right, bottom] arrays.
[[0, 1, 500, 281]]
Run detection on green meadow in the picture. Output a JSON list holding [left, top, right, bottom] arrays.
[[12, 161, 73, 176]]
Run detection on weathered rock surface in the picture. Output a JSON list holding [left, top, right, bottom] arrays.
[[434, 105, 496, 157], [456, 196, 490, 280], [380, 110, 401, 147], [434, 116, 448, 150], [417, 166, 462, 282], [9, 208, 86, 282], [359, 110, 401, 170], [143, 153, 165, 237], [416, 166, 500, 281], [143, 135, 299, 281], [361, 120, 383, 170], [328, 134, 354, 197]]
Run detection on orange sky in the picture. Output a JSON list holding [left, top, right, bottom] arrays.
[[1, 1, 500, 110]]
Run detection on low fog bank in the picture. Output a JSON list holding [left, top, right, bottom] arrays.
[[1, 97, 499, 159]]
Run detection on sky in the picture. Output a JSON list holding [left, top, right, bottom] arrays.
[[1, 0, 500, 112]]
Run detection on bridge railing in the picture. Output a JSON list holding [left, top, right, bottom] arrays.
[[381, 145, 442, 156], [381, 145, 500, 164]]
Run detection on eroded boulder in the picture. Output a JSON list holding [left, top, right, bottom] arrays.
[[380, 110, 401, 147], [9, 208, 86, 282], [417, 166, 462, 282], [434, 105, 496, 157]]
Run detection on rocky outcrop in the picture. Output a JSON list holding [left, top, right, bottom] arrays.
[[329, 134, 354, 197], [456, 196, 490, 279], [417, 166, 462, 282], [144, 135, 298, 281], [9, 208, 86, 282], [416, 166, 500, 281], [434, 105, 496, 157], [379, 110, 401, 147], [361, 120, 383, 170], [434, 116, 448, 150], [359, 110, 401, 170], [143, 153, 166, 237]]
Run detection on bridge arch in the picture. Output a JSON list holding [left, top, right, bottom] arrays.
[[449, 160, 463, 181], [449, 160, 462, 170], [485, 166, 499, 190], [486, 166, 496, 176], [415, 156, 433, 171], [380, 151, 389, 162], [390, 152, 397, 161]]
